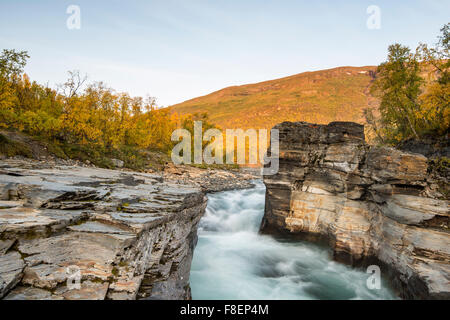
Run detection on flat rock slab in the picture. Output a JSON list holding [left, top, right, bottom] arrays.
[[0, 252, 25, 298], [4, 286, 63, 300], [0, 201, 22, 209], [0, 159, 209, 299], [0, 206, 88, 238], [19, 231, 135, 267], [0, 239, 15, 255], [22, 263, 70, 289], [68, 221, 134, 235], [55, 280, 109, 300]]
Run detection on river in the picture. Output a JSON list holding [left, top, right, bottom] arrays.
[[190, 180, 396, 300]]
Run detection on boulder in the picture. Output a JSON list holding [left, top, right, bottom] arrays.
[[110, 158, 124, 168]]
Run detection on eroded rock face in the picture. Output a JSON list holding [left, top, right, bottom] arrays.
[[261, 121, 450, 299], [0, 159, 207, 300], [163, 163, 256, 193]]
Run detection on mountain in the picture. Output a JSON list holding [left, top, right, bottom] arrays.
[[170, 66, 379, 131]]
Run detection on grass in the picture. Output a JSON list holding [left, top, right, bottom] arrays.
[[429, 156, 450, 176], [170, 66, 378, 131], [0, 129, 242, 173], [428, 157, 450, 200], [51, 141, 166, 171], [0, 130, 169, 172], [0, 133, 32, 157], [189, 163, 240, 171]]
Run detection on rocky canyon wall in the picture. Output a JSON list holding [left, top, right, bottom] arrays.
[[261, 121, 449, 299], [0, 159, 207, 300]]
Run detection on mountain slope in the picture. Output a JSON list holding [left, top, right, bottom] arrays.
[[170, 66, 379, 131]]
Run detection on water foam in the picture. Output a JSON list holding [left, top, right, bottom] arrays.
[[190, 180, 396, 300]]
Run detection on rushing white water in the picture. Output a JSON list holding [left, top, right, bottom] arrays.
[[190, 180, 397, 300]]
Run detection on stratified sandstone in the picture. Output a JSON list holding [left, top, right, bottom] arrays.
[[163, 163, 255, 193], [0, 159, 207, 300], [261, 121, 449, 299]]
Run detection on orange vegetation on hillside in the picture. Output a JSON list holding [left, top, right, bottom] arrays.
[[170, 66, 379, 132]]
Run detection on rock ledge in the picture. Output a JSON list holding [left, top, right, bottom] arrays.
[[0, 159, 207, 300], [261, 121, 449, 299]]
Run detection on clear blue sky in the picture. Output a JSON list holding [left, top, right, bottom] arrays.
[[0, 0, 448, 106]]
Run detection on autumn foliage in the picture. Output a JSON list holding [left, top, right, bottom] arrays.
[[366, 23, 450, 144], [0, 50, 211, 168]]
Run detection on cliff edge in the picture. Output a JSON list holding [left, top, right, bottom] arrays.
[[0, 159, 207, 300], [261, 121, 449, 299]]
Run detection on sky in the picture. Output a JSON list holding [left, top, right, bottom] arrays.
[[0, 0, 449, 106]]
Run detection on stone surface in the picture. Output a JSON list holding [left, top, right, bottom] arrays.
[[4, 286, 63, 300], [0, 252, 25, 298], [111, 159, 124, 168], [0, 158, 208, 300], [261, 121, 450, 299], [57, 281, 110, 300], [163, 163, 256, 193], [0, 239, 14, 255]]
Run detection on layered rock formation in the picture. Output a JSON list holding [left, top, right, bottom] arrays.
[[163, 163, 255, 193], [261, 121, 450, 299], [0, 159, 207, 300]]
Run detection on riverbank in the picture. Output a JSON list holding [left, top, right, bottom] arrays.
[[261, 121, 450, 299], [0, 157, 255, 300]]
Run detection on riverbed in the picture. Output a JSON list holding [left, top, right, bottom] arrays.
[[190, 180, 396, 300]]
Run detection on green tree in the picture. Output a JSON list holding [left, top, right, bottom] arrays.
[[0, 49, 29, 78], [0, 49, 30, 126], [370, 44, 423, 142], [418, 23, 450, 135]]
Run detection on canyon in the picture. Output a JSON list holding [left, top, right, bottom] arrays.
[[0, 121, 449, 300], [261, 121, 449, 299], [0, 158, 253, 300]]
